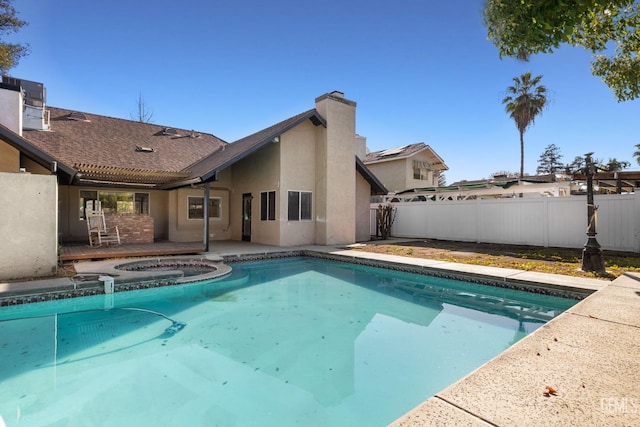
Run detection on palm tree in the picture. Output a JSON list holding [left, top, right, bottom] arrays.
[[634, 143, 640, 166], [502, 72, 548, 178]]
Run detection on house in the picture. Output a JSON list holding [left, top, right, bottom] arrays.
[[391, 174, 573, 201], [364, 142, 447, 194], [0, 77, 386, 279]]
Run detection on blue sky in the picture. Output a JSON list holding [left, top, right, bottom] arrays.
[[6, 0, 639, 184]]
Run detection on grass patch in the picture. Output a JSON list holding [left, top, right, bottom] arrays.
[[353, 239, 640, 280]]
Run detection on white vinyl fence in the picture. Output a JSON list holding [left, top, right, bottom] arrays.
[[371, 193, 640, 252]]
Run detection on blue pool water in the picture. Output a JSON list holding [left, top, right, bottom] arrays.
[[0, 257, 576, 426]]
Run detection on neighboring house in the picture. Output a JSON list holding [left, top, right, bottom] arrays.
[[391, 174, 573, 201], [0, 77, 386, 278], [364, 143, 448, 194]]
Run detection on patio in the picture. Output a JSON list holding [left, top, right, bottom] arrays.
[[58, 240, 302, 262], [59, 241, 207, 262]]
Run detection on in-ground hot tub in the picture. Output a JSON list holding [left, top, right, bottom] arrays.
[[114, 256, 232, 283]]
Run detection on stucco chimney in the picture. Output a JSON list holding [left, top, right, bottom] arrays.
[[355, 134, 367, 160], [1, 76, 50, 132], [0, 79, 24, 135], [314, 91, 357, 245]]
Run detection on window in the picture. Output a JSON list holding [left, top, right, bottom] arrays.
[[135, 193, 149, 214], [413, 168, 429, 180], [260, 191, 276, 221], [188, 197, 221, 220], [80, 190, 149, 219], [100, 191, 134, 214], [413, 160, 432, 181], [79, 190, 98, 219], [288, 191, 312, 221]]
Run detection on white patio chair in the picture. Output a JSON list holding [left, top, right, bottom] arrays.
[[86, 210, 121, 247]]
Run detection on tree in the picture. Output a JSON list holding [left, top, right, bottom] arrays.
[[566, 154, 630, 173], [502, 72, 548, 178], [131, 92, 154, 123], [536, 143, 564, 174], [566, 155, 586, 174], [634, 143, 640, 165], [376, 203, 396, 240], [437, 173, 447, 187], [604, 158, 631, 171], [0, 0, 29, 73], [484, 0, 640, 102], [491, 170, 519, 178]]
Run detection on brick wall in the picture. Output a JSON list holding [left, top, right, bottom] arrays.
[[105, 214, 154, 244]]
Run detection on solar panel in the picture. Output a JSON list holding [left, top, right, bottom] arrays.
[[379, 145, 408, 156]]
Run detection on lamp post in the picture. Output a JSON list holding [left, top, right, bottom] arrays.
[[581, 152, 606, 273]]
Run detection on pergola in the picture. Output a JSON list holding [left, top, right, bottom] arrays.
[[571, 170, 640, 194]]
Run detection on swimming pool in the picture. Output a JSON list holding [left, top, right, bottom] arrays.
[[0, 257, 576, 426]]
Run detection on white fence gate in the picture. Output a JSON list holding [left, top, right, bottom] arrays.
[[371, 193, 640, 253]]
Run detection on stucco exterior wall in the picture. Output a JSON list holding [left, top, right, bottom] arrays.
[[151, 189, 170, 240], [355, 135, 367, 160], [20, 156, 50, 175], [0, 143, 19, 173], [0, 144, 51, 176], [355, 172, 372, 242], [229, 141, 282, 245], [279, 121, 318, 246], [0, 172, 58, 280], [0, 84, 22, 134], [366, 159, 408, 193], [167, 182, 232, 243], [0, 86, 22, 173]]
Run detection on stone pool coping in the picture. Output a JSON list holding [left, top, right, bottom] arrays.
[[0, 255, 232, 304], [0, 242, 637, 426]]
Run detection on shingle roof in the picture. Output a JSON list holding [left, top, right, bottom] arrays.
[[365, 142, 448, 170], [0, 123, 77, 183], [18, 105, 380, 194], [23, 107, 227, 178]]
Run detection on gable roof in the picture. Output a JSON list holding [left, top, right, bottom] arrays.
[[171, 109, 326, 188], [365, 142, 448, 170], [22, 107, 227, 187], [15, 105, 384, 194]]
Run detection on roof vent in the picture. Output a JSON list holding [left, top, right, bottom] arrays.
[[68, 111, 90, 121], [135, 145, 156, 153], [163, 127, 180, 136], [189, 130, 201, 138]]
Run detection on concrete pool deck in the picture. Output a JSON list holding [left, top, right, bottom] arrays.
[[1, 240, 638, 426]]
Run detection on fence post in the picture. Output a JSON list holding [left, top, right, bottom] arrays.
[[636, 192, 640, 253], [475, 198, 481, 243], [543, 197, 549, 248]]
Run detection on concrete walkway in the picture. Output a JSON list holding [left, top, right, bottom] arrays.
[[1, 241, 638, 426], [389, 271, 640, 427]]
